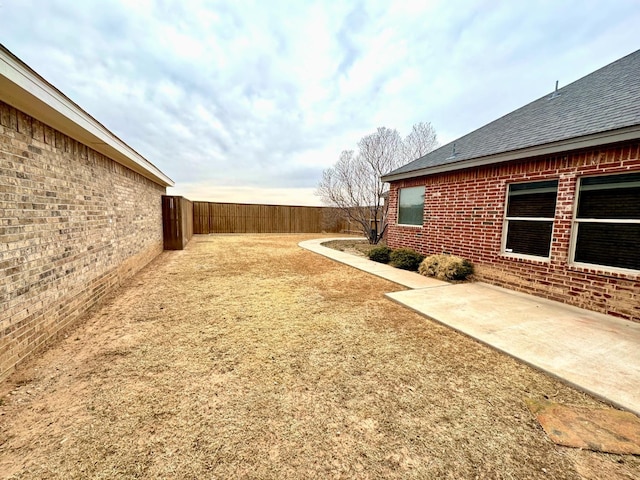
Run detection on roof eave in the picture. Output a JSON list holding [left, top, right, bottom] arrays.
[[381, 124, 640, 183], [0, 45, 174, 187]]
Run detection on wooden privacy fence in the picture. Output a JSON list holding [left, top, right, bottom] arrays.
[[193, 201, 347, 234], [162, 196, 193, 250], [162, 197, 350, 249]]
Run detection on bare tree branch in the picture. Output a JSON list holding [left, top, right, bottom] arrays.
[[403, 121, 439, 162], [317, 123, 438, 244]]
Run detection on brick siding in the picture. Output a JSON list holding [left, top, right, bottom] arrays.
[[387, 141, 640, 321], [0, 101, 166, 379]]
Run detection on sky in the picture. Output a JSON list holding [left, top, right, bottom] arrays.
[[1, 1, 639, 206]]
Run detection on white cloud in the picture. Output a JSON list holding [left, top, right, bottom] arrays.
[[168, 184, 320, 207], [1, 0, 638, 205]]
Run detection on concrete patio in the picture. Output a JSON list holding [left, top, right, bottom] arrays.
[[300, 238, 640, 416]]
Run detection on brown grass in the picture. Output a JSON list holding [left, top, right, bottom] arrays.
[[0, 234, 638, 479]]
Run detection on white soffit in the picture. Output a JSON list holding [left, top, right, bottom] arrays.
[[0, 45, 174, 187]]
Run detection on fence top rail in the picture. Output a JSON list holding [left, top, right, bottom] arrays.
[[192, 200, 329, 209]]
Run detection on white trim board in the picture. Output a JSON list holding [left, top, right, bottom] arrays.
[[0, 44, 174, 187]]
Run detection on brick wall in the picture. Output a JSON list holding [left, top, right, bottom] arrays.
[[0, 100, 166, 379], [387, 141, 640, 321]]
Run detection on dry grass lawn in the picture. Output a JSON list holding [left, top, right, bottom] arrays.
[[1, 234, 638, 479]]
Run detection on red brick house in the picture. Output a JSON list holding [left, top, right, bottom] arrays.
[[382, 50, 640, 322]]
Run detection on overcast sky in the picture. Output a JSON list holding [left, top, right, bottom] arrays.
[[1, 1, 639, 205]]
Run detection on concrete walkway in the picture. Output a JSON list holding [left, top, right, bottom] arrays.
[[299, 238, 640, 416]]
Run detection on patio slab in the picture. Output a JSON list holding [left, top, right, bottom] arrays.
[[300, 238, 640, 416]]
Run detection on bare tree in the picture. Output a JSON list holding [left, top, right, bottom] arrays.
[[403, 121, 438, 162], [317, 124, 437, 244], [317, 149, 377, 241]]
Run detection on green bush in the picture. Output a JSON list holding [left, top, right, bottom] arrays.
[[419, 254, 474, 281], [367, 245, 392, 263], [389, 248, 425, 271]]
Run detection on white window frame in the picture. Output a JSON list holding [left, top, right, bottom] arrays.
[[501, 180, 558, 262], [569, 173, 640, 274], [397, 186, 425, 227]]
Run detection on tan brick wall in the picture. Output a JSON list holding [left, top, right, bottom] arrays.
[[0, 100, 166, 379], [387, 141, 640, 321]]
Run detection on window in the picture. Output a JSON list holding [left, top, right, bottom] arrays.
[[397, 186, 424, 226], [503, 180, 558, 258], [571, 172, 640, 271]]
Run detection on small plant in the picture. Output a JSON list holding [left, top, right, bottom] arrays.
[[419, 254, 474, 281], [367, 245, 392, 264], [389, 248, 425, 271]]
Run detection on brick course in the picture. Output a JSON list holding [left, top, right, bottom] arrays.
[[387, 141, 640, 322], [0, 100, 166, 379]]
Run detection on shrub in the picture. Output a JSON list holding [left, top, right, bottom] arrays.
[[419, 254, 474, 281], [367, 245, 392, 264], [389, 248, 425, 271]]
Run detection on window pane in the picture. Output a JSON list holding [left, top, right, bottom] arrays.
[[507, 180, 558, 218], [505, 220, 553, 257], [398, 187, 424, 225], [581, 172, 640, 187], [578, 173, 640, 219], [574, 223, 640, 270]]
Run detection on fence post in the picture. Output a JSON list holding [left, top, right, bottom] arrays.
[[162, 195, 193, 250]]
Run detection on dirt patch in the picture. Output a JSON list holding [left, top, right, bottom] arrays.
[[1, 234, 638, 479], [322, 238, 375, 257]]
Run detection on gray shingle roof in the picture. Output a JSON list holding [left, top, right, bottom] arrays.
[[384, 49, 640, 180]]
